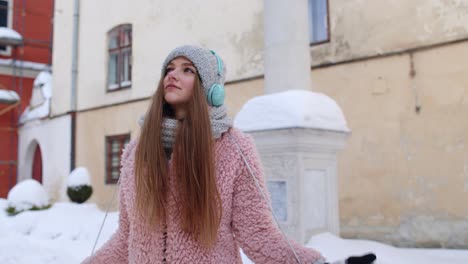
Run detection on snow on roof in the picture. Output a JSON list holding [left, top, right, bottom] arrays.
[[7, 179, 49, 212], [0, 27, 23, 46], [234, 90, 350, 133], [0, 89, 19, 104], [0, 58, 51, 72], [19, 99, 50, 124], [34, 71, 52, 99], [68, 167, 91, 187], [19, 71, 53, 124]]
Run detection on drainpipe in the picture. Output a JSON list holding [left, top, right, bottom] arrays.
[[70, 0, 80, 171]]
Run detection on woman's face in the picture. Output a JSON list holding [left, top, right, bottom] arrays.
[[163, 57, 197, 107]]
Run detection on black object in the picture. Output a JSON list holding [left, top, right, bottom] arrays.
[[67, 185, 93, 203], [346, 253, 377, 264]]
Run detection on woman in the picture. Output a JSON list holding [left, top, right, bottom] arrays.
[[83, 45, 375, 264]]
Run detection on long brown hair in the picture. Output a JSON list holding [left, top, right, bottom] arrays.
[[134, 75, 222, 249]]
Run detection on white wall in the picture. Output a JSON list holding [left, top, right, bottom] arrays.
[[51, 0, 74, 116], [74, 0, 263, 111], [18, 115, 71, 202]]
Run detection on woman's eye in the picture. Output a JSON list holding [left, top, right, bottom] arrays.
[[184, 68, 195, 74], [165, 68, 174, 74]]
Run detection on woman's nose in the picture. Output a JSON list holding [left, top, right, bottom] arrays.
[[167, 69, 179, 80]]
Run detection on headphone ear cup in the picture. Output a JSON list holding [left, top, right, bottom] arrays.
[[208, 84, 225, 107]]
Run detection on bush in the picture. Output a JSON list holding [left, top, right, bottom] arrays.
[[5, 206, 16, 215], [6, 204, 52, 216], [67, 167, 93, 203], [67, 185, 93, 204], [6, 179, 51, 216]]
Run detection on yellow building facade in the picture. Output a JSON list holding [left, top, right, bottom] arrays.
[[51, 0, 468, 248]]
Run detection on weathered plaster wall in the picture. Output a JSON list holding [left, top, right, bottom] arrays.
[[311, 0, 468, 66], [311, 41, 468, 248]]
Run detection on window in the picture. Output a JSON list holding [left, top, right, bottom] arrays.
[[308, 0, 329, 45], [105, 134, 130, 184], [107, 24, 132, 91], [267, 180, 288, 222], [0, 0, 11, 55]]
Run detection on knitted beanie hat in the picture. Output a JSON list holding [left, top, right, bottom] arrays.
[[161, 45, 226, 106]]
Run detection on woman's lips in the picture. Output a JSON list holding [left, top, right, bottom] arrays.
[[165, 84, 179, 90]]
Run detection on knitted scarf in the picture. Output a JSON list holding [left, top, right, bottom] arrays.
[[139, 105, 232, 150]]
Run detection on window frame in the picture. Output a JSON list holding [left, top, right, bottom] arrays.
[[105, 133, 130, 184], [308, 0, 330, 46], [0, 0, 13, 56], [106, 24, 132, 92]]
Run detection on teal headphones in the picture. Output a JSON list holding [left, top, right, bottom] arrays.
[[207, 50, 225, 107]]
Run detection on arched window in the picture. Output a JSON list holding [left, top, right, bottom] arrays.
[[107, 24, 132, 91], [32, 144, 43, 183]]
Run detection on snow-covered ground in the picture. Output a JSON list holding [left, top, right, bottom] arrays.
[[0, 199, 467, 264]]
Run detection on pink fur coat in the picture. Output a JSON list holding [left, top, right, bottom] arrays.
[[82, 128, 324, 264]]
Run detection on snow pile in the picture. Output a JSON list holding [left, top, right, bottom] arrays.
[[0, 89, 19, 104], [19, 71, 53, 124], [68, 167, 91, 187], [6, 179, 49, 213], [306, 232, 468, 264], [243, 233, 468, 264], [3, 202, 116, 242], [0, 201, 467, 264], [234, 90, 350, 132], [0, 27, 23, 42], [0, 199, 118, 264]]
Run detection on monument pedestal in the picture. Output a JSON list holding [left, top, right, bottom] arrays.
[[249, 127, 349, 243]]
